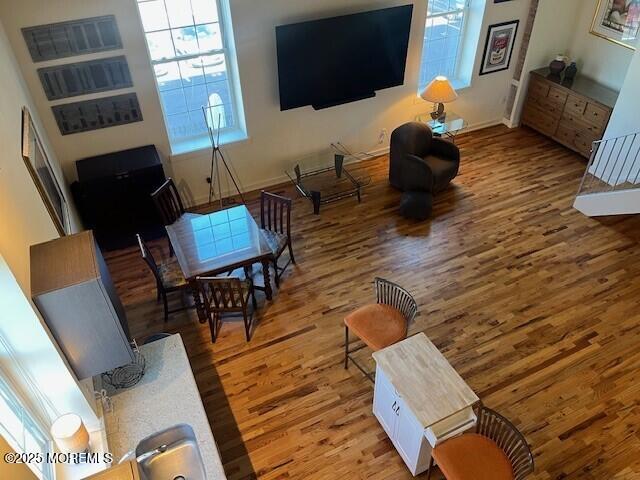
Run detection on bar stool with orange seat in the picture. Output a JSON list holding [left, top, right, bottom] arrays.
[[344, 277, 417, 381], [427, 405, 534, 480]]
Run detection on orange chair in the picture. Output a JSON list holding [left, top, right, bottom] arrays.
[[427, 406, 534, 480], [344, 277, 417, 380]]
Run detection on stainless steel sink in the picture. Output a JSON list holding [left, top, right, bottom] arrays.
[[135, 424, 206, 480]]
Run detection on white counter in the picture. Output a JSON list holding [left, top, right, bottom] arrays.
[[102, 334, 226, 479]]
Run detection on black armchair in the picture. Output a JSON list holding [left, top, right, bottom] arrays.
[[389, 122, 460, 219]]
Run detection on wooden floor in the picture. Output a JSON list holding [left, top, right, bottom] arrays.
[[105, 126, 640, 480]]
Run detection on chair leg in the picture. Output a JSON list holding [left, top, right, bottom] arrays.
[[243, 309, 251, 342], [427, 456, 434, 480], [162, 292, 169, 323], [208, 313, 218, 343], [251, 287, 258, 310], [273, 259, 280, 288], [288, 241, 296, 265], [344, 326, 349, 369]]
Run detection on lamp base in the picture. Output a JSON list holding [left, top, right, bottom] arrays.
[[430, 103, 446, 122]]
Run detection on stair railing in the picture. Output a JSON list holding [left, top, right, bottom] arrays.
[[576, 131, 640, 197]]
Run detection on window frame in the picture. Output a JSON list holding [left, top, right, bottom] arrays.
[[137, 0, 243, 151], [419, 0, 472, 92], [0, 375, 53, 480]]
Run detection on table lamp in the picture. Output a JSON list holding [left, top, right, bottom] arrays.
[[50, 413, 90, 453], [420, 76, 458, 121]]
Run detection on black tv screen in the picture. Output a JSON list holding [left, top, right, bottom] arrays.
[[276, 5, 413, 111]]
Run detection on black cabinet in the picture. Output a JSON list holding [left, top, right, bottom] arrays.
[[71, 145, 166, 250]]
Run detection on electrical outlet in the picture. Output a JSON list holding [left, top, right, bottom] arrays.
[[378, 128, 388, 144]]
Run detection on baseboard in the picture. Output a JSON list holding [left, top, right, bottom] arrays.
[[465, 118, 504, 132], [502, 117, 518, 129], [192, 172, 292, 208]]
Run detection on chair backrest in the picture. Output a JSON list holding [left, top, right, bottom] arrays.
[[136, 234, 162, 285], [389, 122, 434, 190], [196, 276, 247, 313], [374, 277, 418, 324], [151, 178, 185, 226], [260, 190, 292, 236], [476, 406, 534, 480]]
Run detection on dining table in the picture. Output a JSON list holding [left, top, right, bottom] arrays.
[[166, 205, 274, 322]]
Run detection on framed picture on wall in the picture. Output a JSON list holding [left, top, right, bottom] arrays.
[[590, 0, 640, 50], [479, 20, 520, 75], [21, 107, 70, 236]]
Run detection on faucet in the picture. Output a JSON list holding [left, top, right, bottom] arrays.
[[135, 444, 168, 463], [118, 444, 168, 465]]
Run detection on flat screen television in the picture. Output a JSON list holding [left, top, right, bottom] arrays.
[[275, 5, 413, 111]]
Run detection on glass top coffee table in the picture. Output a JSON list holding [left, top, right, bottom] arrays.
[[416, 111, 467, 142], [286, 154, 371, 214]]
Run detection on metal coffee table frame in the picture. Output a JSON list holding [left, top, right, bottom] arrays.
[[286, 154, 368, 214]]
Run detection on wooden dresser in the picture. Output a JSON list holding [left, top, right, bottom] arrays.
[[521, 68, 619, 158]]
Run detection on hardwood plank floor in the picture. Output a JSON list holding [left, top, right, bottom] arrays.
[[105, 125, 640, 479]]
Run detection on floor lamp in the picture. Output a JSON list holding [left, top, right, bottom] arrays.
[[202, 105, 245, 210]]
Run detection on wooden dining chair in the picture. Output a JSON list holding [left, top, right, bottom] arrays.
[[136, 234, 194, 323], [344, 277, 418, 381], [427, 405, 535, 480], [196, 276, 257, 342], [151, 178, 186, 226], [260, 190, 295, 287]]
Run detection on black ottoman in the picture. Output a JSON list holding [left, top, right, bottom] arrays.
[[399, 191, 432, 220]]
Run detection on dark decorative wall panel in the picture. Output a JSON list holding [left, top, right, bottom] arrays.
[[52, 93, 143, 135], [22, 15, 122, 62], [38, 56, 133, 100]]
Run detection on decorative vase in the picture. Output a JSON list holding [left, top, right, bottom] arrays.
[[564, 61, 578, 80], [549, 55, 567, 76]]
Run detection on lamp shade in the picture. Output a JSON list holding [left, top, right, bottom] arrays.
[[50, 413, 90, 453], [420, 76, 458, 103]]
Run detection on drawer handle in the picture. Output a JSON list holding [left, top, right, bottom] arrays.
[[392, 400, 396, 411]]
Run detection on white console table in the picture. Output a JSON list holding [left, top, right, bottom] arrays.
[[372, 333, 479, 476]]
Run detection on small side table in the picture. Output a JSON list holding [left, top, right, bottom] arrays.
[[416, 112, 467, 142]]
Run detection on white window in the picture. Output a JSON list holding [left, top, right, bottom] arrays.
[[137, 0, 245, 153], [419, 0, 470, 92], [0, 376, 53, 480]]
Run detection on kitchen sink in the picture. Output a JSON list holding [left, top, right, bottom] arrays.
[[135, 424, 206, 480]]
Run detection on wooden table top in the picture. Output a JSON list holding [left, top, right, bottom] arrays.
[[166, 206, 272, 280], [373, 333, 479, 428]]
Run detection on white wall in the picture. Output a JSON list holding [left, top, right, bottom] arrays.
[[0, 22, 98, 430], [589, 42, 640, 186], [567, 0, 633, 92], [603, 44, 640, 141], [173, 0, 535, 204], [0, 0, 171, 181], [1, 0, 533, 206], [509, 0, 581, 125]]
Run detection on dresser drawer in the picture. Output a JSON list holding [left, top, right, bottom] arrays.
[[555, 123, 577, 145], [527, 95, 563, 119], [565, 95, 587, 116], [522, 104, 559, 137], [583, 103, 610, 129], [528, 77, 550, 100], [574, 131, 598, 157], [561, 112, 605, 137], [547, 86, 568, 105]]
